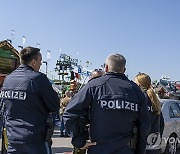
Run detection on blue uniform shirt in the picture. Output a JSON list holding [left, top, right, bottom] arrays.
[[0, 64, 60, 144], [64, 72, 151, 154]]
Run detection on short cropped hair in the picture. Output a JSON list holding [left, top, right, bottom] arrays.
[[105, 53, 126, 73], [20, 47, 40, 65]]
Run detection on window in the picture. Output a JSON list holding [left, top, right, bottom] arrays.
[[169, 102, 180, 118]]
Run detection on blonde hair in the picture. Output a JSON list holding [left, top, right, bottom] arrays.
[[135, 73, 161, 115]]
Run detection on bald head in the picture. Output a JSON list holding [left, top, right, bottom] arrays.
[[105, 53, 126, 73]]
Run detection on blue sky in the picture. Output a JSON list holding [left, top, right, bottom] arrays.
[[1, 0, 180, 81]]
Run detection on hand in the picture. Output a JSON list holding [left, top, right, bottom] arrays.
[[81, 140, 96, 150]]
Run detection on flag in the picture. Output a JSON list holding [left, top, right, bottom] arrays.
[[36, 43, 40, 48], [22, 36, 26, 45], [11, 30, 15, 40], [47, 50, 50, 60]]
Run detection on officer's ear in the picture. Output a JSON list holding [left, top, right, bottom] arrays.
[[122, 67, 126, 73], [29, 59, 37, 69], [31, 59, 36, 66], [105, 64, 109, 73]]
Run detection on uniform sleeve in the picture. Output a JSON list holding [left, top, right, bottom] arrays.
[[135, 94, 151, 154], [63, 83, 92, 148], [0, 95, 4, 117], [37, 75, 60, 112]]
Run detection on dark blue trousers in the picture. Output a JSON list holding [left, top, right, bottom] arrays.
[[7, 142, 51, 154]]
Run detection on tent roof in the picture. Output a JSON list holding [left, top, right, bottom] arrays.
[[0, 40, 19, 58]]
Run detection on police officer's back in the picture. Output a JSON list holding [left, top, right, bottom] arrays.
[[64, 53, 151, 154], [0, 47, 60, 154]]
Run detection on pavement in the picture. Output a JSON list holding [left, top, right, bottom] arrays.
[[51, 126, 73, 154]]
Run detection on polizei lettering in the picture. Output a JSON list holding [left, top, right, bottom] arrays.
[[100, 100, 138, 111], [0, 90, 27, 100], [148, 105, 153, 112]]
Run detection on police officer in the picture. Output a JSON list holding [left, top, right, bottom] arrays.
[[0, 47, 60, 154], [63, 53, 151, 154], [135, 73, 164, 154]]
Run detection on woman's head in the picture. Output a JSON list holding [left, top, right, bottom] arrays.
[[135, 73, 151, 91], [135, 73, 161, 115]]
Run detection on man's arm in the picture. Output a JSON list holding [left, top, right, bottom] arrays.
[[135, 95, 151, 154], [63, 83, 92, 148], [37, 75, 60, 112]]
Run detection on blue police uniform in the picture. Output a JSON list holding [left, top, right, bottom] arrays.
[[64, 72, 151, 154], [0, 64, 60, 154], [145, 93, 164, 154]]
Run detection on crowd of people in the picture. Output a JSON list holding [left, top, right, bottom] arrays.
[[0, 47, 165, 154]]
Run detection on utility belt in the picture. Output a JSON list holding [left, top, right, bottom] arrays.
[[128, 125, 138, 150], [45, 114, 55, 146]]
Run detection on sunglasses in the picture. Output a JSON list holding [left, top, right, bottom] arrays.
[[94, 69, 103, 72]]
